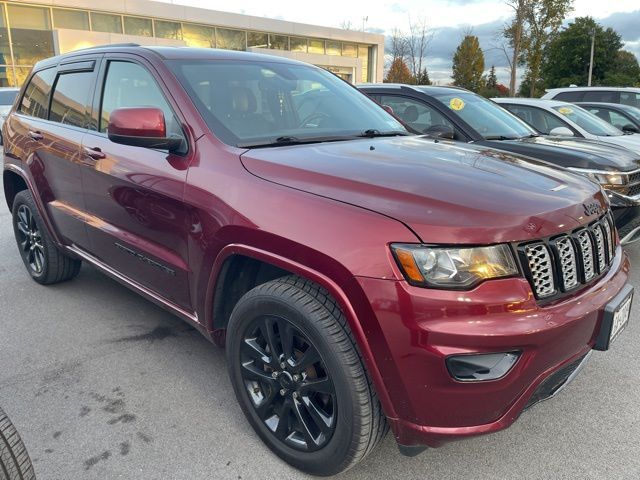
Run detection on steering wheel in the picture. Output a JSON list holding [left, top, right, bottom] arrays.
[[299, 112, 331, 128]]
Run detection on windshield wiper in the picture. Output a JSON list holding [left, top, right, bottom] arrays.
[[484, 135, 519, 140], [238, 135, 353, 148], [359, 129, 411, 138]]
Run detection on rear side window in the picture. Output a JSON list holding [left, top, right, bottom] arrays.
[[554, 91, 583, 102], [19, 68, 56, 119], [583, 90, 618, 103], [620, 92, 640, 108], [49, 71, 94, 128]]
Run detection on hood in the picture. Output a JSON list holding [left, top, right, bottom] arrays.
[[482, 136, 640, 171], [593, 134, 640, 156], [240, 137, 607, 244]]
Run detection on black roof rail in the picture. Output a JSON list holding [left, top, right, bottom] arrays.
[[72, 42, 141, 52]]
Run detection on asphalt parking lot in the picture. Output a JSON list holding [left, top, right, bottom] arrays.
[[0, 178, 639, 480]]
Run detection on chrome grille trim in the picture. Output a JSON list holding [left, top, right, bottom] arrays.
[[555, 236, 578, 289], [602, 218, 614, 262], [593, 225, 606, 273], [524, 243, 556, 298], [576, 230, 595, 282]]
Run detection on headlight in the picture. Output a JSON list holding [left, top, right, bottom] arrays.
[[391, 244, 519, 289], [567, 167, 628, 186]]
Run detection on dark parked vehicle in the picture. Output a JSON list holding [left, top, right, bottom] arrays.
[[3, 46, 633, 475], [577, 102, 640, 134], [359, 84, 640, 244]]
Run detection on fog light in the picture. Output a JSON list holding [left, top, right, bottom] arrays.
[[446, 352, 520, 381]]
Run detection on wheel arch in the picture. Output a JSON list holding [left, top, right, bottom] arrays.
[[205, 243, 399, 420]]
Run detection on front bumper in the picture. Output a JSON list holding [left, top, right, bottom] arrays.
[[357, 247, 630, 448]]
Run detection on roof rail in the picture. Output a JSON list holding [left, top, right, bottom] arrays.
[[72, 42, 141, 52]]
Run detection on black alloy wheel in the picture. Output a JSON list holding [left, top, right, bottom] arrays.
[[240, 314, 336, 451], [15, 204, 45, 275]]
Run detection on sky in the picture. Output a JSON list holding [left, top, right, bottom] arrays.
[[158, 0, 640, 84]]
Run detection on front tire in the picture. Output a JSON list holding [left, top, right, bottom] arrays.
[[0, 407, 35, 480], [12, 190, 81, 284], [226, 276, 387, 476]]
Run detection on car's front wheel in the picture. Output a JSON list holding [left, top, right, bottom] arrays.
[[0, 407, 35, 480], [226, 276, 387, 476]]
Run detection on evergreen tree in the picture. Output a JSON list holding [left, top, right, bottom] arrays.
[[452, 35, 485, 92]]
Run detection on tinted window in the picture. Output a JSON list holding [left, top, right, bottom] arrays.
[[553, 91, 583, 102], [608, 110, 633, 130], [553, 105, 622, 136], [169, 60, 405, 147], [49, 71, 93, 127], [19, 68, 55, 119], [583, 90, 618, 102], [504, 105, 571, 134], [0, 90, 18, 105], [620, 92, 640, 108], [100, 61, 182, 139], [379, 95, 454, 135]]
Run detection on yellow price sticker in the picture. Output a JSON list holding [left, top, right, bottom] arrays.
[[558, 106, 573, 115], [449, 97, 465, 111]]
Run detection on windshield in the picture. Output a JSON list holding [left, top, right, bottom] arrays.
[[620, 105, 640, 123], [429, 90, 536, 139], [168, 60, 406, 147], [553, 105, 622, 136]]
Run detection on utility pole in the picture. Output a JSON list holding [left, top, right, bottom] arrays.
[[587, 29, 595, 86]]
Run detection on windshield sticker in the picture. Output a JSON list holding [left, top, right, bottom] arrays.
[[449, 98, 465, 111], [558, 106, 573, 115]]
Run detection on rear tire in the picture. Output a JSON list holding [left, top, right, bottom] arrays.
[[12, 190, 81, 284], [0, 407, 35, 480], [226, 275, 387, 476]]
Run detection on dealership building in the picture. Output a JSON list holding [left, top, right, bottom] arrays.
[[0, 0, 384, 87]]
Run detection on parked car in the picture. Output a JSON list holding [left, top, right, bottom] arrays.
[[3, 46, 633, 475], [542, 86, 640, 108], [0, 87, 19, 145], [359, 84, 640, 243], [0, 407, 36, 480], [576, 102, 640, 134], [494, 98, 640, 154]]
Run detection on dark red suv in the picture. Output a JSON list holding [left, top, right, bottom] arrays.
[[2, 45, 633, 475]]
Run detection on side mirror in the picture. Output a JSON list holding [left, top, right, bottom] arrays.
[[549, 126, 574, 137], [107, 107, 182, 152], [622, 124, 640, 134], [424, 124, 455, 140]]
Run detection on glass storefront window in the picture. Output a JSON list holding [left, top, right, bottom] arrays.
[[269, 34, 288, 50], [0, 65, 11, 87], [290, 37, 307, 53], [11, 29, 55, 65], [308, 39, 325, 55], [216, 28, 245, 50], [13, 67, 33, 87], [7, 4, 51, 30], [155, 20, 182, 40], [52, 9, 89, 30], [0, 27, 9, 69], [91, 12, 122, 34], [183, 23, 214, 48], [124, 16, 152, 37], [247, 32, 268, 49], [359, 45, 370, 82], [342, 43, 357, 58], [326, 41, 341, 56]]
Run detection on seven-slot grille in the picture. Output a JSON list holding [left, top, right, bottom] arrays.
[[519, 213, 616, 300]]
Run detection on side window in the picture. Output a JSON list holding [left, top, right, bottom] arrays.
[[19, 68, 56, 119], [554, 91, 583, 102], [608, 110, 631, 130], [585, 107, 611, 123], [49, 71, 94, 128], [100, 61, 182, 138], [503, 105, 565, 134], [583, 90, 618, 103], [620, 92, 640, 108], [379, 95, 453, 134]]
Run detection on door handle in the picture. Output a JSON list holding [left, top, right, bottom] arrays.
[[28, 130, 43, 141], [83, 146, 106, 160]]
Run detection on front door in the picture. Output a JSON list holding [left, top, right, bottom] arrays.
[[80, 56, 192, 310]]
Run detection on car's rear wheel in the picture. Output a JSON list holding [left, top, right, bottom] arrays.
[[226, 276, 387, 476], [12, 190, 81, 284], [0, 407, 36, 480]]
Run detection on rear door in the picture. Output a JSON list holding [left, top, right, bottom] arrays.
[[11, 60, 99, 249], [80, 55, 192, 310]]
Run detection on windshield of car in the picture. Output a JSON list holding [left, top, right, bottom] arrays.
[[168, 60, 407, 147], [552, 104, 622, 136], [429, 90, 536, 140], [0, 90, 17, 106], [620, 105, 640, 123]]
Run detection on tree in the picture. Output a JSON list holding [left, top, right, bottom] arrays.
[[452, 34, 485, 92], [415, 67, 432, 85], [479, 66, 506, 97], [541, 17, 632, 88], [486, 65, 498, 88], [405, 17, 432, 82], [502, 0, 531, 96], [385, 57, 414, 84], [522, 0, 573, 97]]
